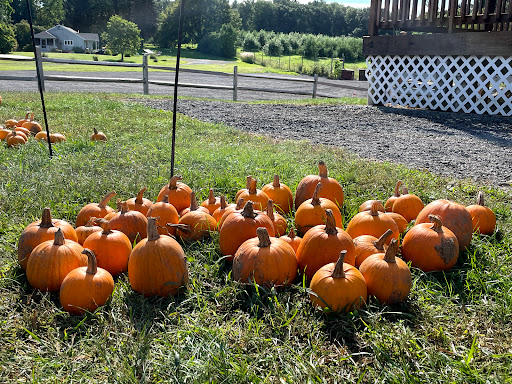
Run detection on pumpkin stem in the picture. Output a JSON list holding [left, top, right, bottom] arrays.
[[287, 228, 296, 239], [135, 187, 147, 204], [147, 217, 160, 241], [82, 248, 98, 275], [120, 201, 129, 214], [429, 214, 444, 233], [24, 112, 30, 120], [318, 161, 328, 178], [245, 175, 252, 190], [93, 127, 99, 135], [248, 179, 257, 194], [332, 250, 347, 279], [266, 200, 275, 220], [311, 182, 322, 206], [162, 194, 169, 204], [40, 207, 54, 228], [208, 189, 216, 205], [96, 218, 112, 234], [241, 201, 257, 219], [115, 199, 122, 211], [98, 191, 116, 209], [53, 228, 65, 246], [272, 174, 280, 188], [373, 229, 393, 250], [257, 227, 271, 248], [189, 191, 199, 211], [476, 191, 485, 206], [168, 175, 182, 190], [370, 201, 381, 216], [85, 217, 97, 227], [402, 186, 409, 195], [219, 195, 227, 210], [383, 239, 399, 263], [236, 198, 245, 209], [324, 209, 338, 235], [394, 181, 402, 197]]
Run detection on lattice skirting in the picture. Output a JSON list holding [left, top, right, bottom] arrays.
[[366, 55, 512, 116]]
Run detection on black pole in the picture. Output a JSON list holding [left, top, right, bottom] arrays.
[[26, 0, 53, 157], [170, 0, 185, 178]]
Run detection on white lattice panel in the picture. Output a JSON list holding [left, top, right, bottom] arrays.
[[366, 55, 512, 116]]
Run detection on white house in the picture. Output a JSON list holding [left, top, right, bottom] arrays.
[[34, 25, 100, 53]]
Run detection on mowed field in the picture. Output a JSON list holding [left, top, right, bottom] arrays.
[[0, 92, 511, 383]]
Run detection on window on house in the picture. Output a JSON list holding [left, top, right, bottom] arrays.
[[64, 40, 73, 46]]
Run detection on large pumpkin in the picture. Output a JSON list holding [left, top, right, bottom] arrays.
[[261, 174, 294, 214], [232, 227, 297, 287], [466, 191, 496, 235], [128, 217, 189, 297], [295, 161, 344, 209], [346, 201, 399, 245], [75, 191, 117, 227], [156, 175, 192, 213]]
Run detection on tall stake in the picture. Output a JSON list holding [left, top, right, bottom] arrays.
[[26, 0, 53, 157], [170, 0, 185, 178]]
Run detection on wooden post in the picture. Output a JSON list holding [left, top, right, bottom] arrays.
[[330, 54, 334, 74], [448, 0, 457, 32], [233, 65, 238, 101], [35, 46, 45, 92], [369, 0, 379, 35], [312, 74, 318, 98], [142, 54, 149, 95]]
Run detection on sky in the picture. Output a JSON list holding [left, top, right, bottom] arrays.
[[293, 0, 370, 8]]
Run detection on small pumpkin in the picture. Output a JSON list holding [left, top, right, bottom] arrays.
[[146, 194, 180, 236], [15, 126, 31, 137], [346, 201, 399, 245], [6, 130, 27, 147], [353, 229, 392, 268], [200, 188, 221, 215], [75, 216, 102, 245], [176, 198, 217, 242], [279, 228, 302, 253], [179, 191, 210, 216], [358, 200, 385, 213], [128, 217, 189, 297], [34, 131, 49, 141], [49, 133, 66, 143], [266, 199, 288, 237], [4, 119, 18, 128], [60, 249, 114, 315], [212, 195, 234, 223], [126, 187, 153, 216], [466, 191, 496, 235], [295, 161, 344, 209], [235, 175, 253, 201], [156, 175, 192, 213], [392, 186, 424, 223], [90, 128, 107, 141], [309, 250, 367, 313], [236, 178, 269, 211], [233, 227, 297, 287], [75, 191, 117, 227], [16, 112, 34, 127], [401, 214, 459, 272], [26, 229, 87, 292], [359, 239, 412, 304], [384, 211, 408, 233], [384, 181, 402, 212], [216, 197, 245, 230], [261, 174, 294, 214], [0, 128, 11, 140], [108, 201, 148, 244]]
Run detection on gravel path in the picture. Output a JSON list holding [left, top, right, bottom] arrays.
[[138, 98, 512, 188]]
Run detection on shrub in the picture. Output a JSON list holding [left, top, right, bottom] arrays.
[[93, 55, 99, 61], [72, 46, 85, 53], [240, 52, 255, 64], [0, 23, 17, 54]]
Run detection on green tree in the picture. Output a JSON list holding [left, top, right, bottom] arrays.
[[101, 15, 141, 61], [0, 22, 16, 53], [36, 0, 64, 27], [15, 19, 44, 51]]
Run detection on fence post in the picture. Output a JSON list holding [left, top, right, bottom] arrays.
[[142, 54, 149, 95], [313, 74, 318, 98], [233, 65, 238, 101], [34, 46, 45, 92]]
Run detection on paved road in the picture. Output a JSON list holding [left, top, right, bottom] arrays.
[[0, 70, 368, 101]]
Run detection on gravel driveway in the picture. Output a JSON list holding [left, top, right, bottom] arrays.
[[138, 98, 512, 188]]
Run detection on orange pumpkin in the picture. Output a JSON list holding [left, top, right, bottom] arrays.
[[90, 128, 107, 141], [108, 201, 148, 244], [75, 191, 117, 227], [75, 217, 102, 245], [16, 112, 34, 127], [261, 174, 294, 214], [21, 120, 42, 135], [60, 249, 115, 315], [212, 195, 234, 223], [233, 227, 297, 287], [200, 188, 221, 215], [346, 201, 399, 245], [6, 130, 27, 147], [126, 187, 153, 216], [359, 239, 412, 304], [177, 199, 217, 242], [18, 207, 78, 270], [15, 126, 31, 137], [296, 209, 355, 281], [466, 191, 496, 235], [216, 197, 244, 230], [279, 228, 302, 253], [49, 133, 66, 143], [146, 194, 180, 236], [358, 200, 385, 212], [179, 191, 210, 216], [295, 161, 344, 209], [384, 180, 402, 212], [156, 175, 192, 213], [235, 175, 253, 201], [34, 131, 49, 141], [5, 119, 18, 128], [401, 214, 459, 272], [236, 178, 269, 211], [309, 250, 367, 313], [294, 182, 343, 235], [384, 211, 408, 233], [392, 186, 424, 223], [128, 217, 189, 297], [0, 128, 11, 140], [266, 199, 288, 237], [353, 229, 392, 268]]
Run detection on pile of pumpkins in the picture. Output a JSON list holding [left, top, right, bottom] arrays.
[[17, 161, 496, 315], [1, 112, 68, 146]]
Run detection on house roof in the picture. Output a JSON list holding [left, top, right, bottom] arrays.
[[34, 31, 57, 39], [77, 33, 99, 41]]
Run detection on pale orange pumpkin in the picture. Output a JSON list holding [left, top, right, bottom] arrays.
[[90, 128, 107, 141], [75, 217, 102, 245]]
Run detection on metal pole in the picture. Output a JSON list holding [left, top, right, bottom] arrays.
[[26, 0, 53, 157], [170, 0, 185, 178], [233, 65, 238, 101]]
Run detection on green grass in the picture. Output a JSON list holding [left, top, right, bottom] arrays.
[[0, 92, 511, 383]]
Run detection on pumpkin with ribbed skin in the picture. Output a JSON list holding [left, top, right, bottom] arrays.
[[296, 209, 355, 280], [15, 126, 31, 137], [261, 174, 294, 214], [26, 229, 87, 292], [212, 195, 234, 223], [233, 227, 297, 287], [384, 181, 402, 212], [6, 129, 27, 142], [266, 200, 287, 237], [83, 219, 132, 276], [219, 201, 275, 260], [466, 191, 496, 235], [200, 188, 221, 215], [156, 175, 192, 213], [49, 133, 66, 143], [22, 120, 42, 135], [392, 186, 424, 223], [236, 178, 269, 211], [415, 199, 473, 249], [90, 128, 107, 141], [179, 191, 210, 216], [177, 197, 217, 242], [6, 130, 26, 147], [295, 182, 343, 235], [75, 191, 116, 227], [126, 187, 153, 216], [128, 217, 188, 297], [279, 228, 302, 253], [346, 201, 399, 245], [0, 128, 11, 140], [295, 161, 344, 209], [146, 195, 180, 236], [353, 229, 392, 268], [216, 198, 245, 230], [4, 119, 18, 128], [34, 131, 48, 141], [359, 200, 385, 212], [60, 249, 114, 315], [75, 217, 102, 245], [385, 212, 408, 233], [235, 176, 253, 201], [108, 201, 148, 244], [402, 215, 459, 271], [16, 112, 34, 127], [359, 239, 412, 304], [18, 207, 78, 270], [309, 251, 367, 313]]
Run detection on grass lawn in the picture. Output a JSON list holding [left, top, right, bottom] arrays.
[[0, 92, 510, 382]]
